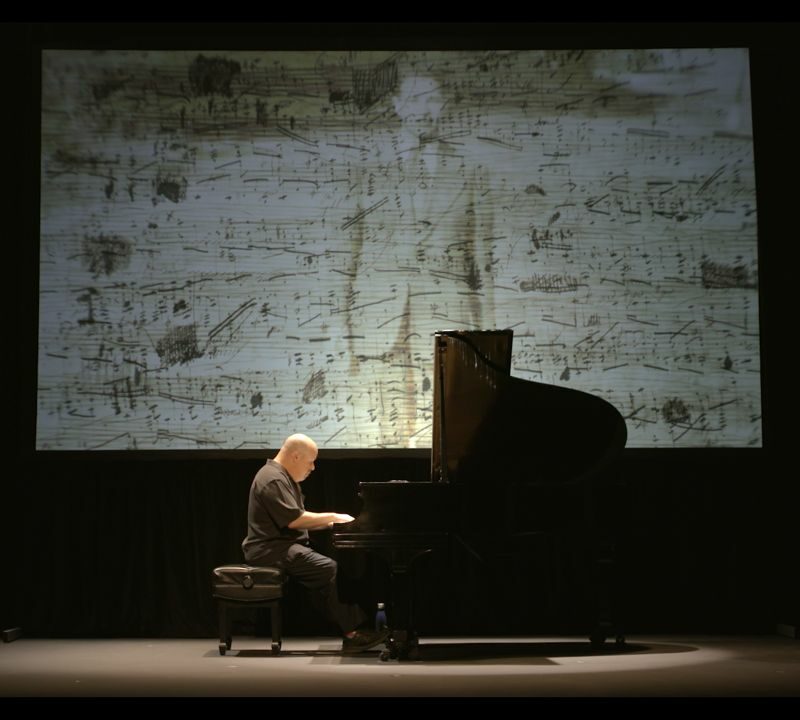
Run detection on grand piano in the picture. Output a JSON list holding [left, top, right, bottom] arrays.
[[333, 329, 628, 660]]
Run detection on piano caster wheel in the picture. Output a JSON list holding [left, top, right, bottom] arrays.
[[271, 641, 281, 655], [218, 643, 227, 656], [590, 631, 607, 649], [379, 649, 391, 662]]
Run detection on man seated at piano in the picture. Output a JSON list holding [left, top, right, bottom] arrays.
[[241, 433, 390, 653]]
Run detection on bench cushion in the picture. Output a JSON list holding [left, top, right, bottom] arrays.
[[212, 565, 286, 601]]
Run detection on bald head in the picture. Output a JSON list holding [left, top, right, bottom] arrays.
[[274, 434, 318, 483]]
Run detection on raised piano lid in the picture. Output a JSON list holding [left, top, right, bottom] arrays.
[[432, 329, 514, 483], [431, 329, 627, 487]]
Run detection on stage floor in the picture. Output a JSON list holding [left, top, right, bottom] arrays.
[[1, 635, 798, 699]]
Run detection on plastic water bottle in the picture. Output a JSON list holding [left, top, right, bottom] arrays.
[[375, 602, 387, 632]]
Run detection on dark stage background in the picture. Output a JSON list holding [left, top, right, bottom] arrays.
[[2, 22, 797, 641]]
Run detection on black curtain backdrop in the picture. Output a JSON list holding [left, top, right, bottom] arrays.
[[1, 450, 788, 638], [2, 22, 798, 640]]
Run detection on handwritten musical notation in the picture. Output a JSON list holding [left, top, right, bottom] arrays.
[[37, 49, 761, 449]]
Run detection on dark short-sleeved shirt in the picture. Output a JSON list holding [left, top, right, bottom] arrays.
[[241, 459, 308, 563]]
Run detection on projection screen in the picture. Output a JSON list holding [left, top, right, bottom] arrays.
[[38, 49, 760, 450]]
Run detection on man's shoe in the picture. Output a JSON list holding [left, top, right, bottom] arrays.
[[341, 628, 390, 654]]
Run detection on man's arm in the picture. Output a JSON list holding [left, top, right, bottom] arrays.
[[288, 511, 354, 530]]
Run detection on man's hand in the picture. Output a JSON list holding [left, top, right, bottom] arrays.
[[290, 511, 355, 530], [331, 513, 355, 524]]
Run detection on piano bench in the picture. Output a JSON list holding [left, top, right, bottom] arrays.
[[212, 564, 287, 656]]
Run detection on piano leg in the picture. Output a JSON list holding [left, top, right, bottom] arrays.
[[382, 549, 432, 661], [589, 536, 626, 649], [384, 629, 419, 662]]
